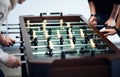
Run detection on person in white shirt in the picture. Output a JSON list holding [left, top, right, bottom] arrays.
[[0, 0, 25, 76]]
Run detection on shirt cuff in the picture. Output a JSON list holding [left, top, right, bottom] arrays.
[[0, 49, 9, 63]]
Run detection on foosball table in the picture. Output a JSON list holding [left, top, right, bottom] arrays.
[[19, 14, 120, 77]]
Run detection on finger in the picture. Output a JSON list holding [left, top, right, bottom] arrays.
[[7, 40, 15, 46], [10, 38, 15, 44], [13, 59, 22, 68], [100, 29, 109, 31], [93, 21, 97, 25], [17, 59, 22, 66], [1, 36, 11, 46], [11, 60, 19, 68], [103, 34, 108, 37], [6, 41, 13, 46], [12, 40, 15, 44], [6, 37, 15, 46], [9, 42, 14, 46]]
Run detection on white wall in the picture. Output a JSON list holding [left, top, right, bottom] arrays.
[[7, 0, 90, 24]]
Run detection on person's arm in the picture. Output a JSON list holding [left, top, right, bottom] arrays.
[[88, 0, 96, 15], [0, 48, 22, 68], [105, 4, 119, 26], [10, 0, 18, 10], [113, 7, 120, 36], [116, 6, 120, 30], [0, 32, 15, 47], [100, 7, 120, 36], [88, 0, 97, 25], [110, 4, 119, 20]]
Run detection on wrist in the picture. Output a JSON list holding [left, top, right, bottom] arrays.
[[113, 26, 120, 31], [0, 49, 9, 63], [113, 26, 120, 37], [116, 26, 120, 31], [91, 14, 97, 17]]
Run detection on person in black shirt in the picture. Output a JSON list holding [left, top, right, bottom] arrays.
[[100, 8, 120, 37], [88, 0, 120, 29]]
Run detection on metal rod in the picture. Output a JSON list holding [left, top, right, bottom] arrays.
[[26, 21, 86, 25], [1, 31, 20, 34], [11, 53, 25, 56], [2, 24, 20, 26]]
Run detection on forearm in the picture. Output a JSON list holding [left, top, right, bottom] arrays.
[[109, 4, 119, 19], [116, 7, 120, 30], [88, 1, 96, 14], [113, 7, 120, 37]]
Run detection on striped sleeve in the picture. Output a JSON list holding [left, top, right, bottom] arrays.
[[0, 49, 9, 63]]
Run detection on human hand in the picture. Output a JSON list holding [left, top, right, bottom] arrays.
[[100, 28, 116, 36], [4, 54, 22, 68], [89, 16, 97, 26], [0, 33, 15, 47], [105, 18, 115, 28]]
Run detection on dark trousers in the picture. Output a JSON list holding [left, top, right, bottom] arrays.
[[96, 13, 110, 30], [0, 69, 4, 77]]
